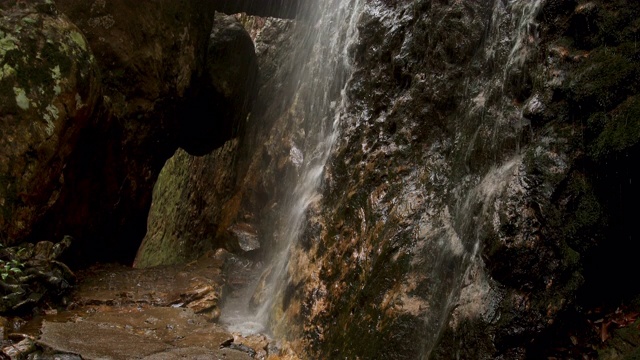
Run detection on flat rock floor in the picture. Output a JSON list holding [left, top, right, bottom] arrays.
[[1, 250, 296, 359]]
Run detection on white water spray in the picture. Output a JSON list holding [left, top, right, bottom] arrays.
[[255, 0, 365, 328], [221, 0, 365, 337]]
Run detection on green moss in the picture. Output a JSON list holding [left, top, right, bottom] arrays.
[[554, 171, 606, 257], [589, 95, 640, 159], [12, 86, 29, 110], [0, 63, 16, 81], [623, 348, 640, 360], [586, 111, 607, 139], [135, 151, 192, 268], [7, 36, 78, 101], [21, 17, 37, 25], [41, 41, 72, 77], [568, 48, 638, 111], [34, 2, 56, 15], [570, 1, 640, 50], [565, 176, 601, 229], [69, 31, 87, 52], [592, 3, 640, 47], [598, 318, 640, 359], [0, 35, 18, 59]]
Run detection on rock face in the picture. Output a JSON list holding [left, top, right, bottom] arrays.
[[4, 0, 639, 358], [180, 13, 258, 156], [37, 0, 220, 265], [269, 0, 640, 359], [134, 13, 259, 267], [134, 143, 239, 268], [136, 16, 295, 268], [0, 0, 267, 265], [0, 0, 100, 245], [159, 0, 638, 358]]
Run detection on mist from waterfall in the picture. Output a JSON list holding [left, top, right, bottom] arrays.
[[220, 0, 365, 338]]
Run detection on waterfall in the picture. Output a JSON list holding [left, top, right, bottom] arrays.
[[221, 0, 365, 338], [256, 0, 365, 331], [223, 0, 547, 356], [416, 0, 545, 358]]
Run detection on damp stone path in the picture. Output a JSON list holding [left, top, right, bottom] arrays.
[[1, 249, 294, 359]]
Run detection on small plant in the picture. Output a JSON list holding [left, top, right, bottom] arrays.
[[1, 258, 23, 281], [0, 245, 25, 281]]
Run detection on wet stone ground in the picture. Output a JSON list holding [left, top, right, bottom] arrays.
[[0, 250, 296, 360]]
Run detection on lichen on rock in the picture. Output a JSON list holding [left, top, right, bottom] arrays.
[[0, 0, 100, 245]]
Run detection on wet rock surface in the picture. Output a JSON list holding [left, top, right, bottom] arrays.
[[4, 0, 640, 358], [72, 250, 225, 318], [0, 250, 296, 359], [284, 0, 640, 358], [208, 0, 640, 359]]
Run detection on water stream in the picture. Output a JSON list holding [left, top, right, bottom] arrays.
[[416, 0, 545, 357], [221, 0, 545, 356], [220, 0, 365, 338]]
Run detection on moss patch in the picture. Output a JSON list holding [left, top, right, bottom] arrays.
[[13, 86, 30, 109], [590, 95, 640, 159], [568, 48, 639, 112]]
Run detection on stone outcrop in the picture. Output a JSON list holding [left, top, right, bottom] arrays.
[[0, 0, 100, 246], [136, 16, 295, 268], [0, 0, 271, 266], [36, 0, 220, 265], [179, 13, 258, 156], [135, 13, 259, 268], [134, 143, 239, 268], [274, 1, 640, 359], [155, 0, 638, 358]]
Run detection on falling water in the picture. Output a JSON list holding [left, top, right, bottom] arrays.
[[505, 0, 544, 73], [221, 0, 365, 338], [418, 0, 545, 358], [223, 0, 546, 356], [256, 0, 365, 330]]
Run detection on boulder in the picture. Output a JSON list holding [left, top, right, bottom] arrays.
[[0, 0, 100, 245], [0, 0, 228, 265], [27, 1, 265, 265], [29, 0, 222, 264], [135, 17, 290, 269], [179, 12, 258, 156]]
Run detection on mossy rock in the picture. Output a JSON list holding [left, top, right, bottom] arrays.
[[589, 95, 640, 160], [568, 48, 639, 112], [598, 318, 640, 359], [0, 0, 99, 245]]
